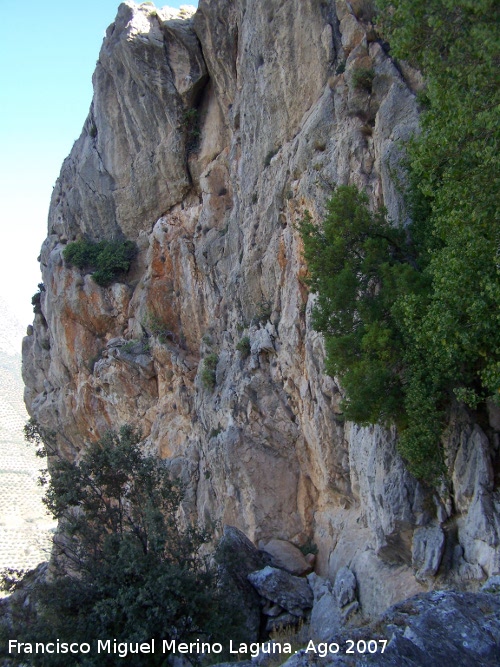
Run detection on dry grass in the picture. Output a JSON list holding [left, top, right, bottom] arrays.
[[264, 620, 309, 667]]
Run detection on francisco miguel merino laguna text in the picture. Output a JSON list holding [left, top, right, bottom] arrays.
[[8, 639, 296, 659]]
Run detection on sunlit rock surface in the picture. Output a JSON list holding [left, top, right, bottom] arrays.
[[23, 0, 500, 618]]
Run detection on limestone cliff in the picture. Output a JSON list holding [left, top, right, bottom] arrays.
[[22, 0, 500, 617]]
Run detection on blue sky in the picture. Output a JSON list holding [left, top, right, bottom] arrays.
[[0, 1, 197, 328]]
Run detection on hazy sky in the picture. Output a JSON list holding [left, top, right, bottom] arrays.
[[0, 1, 197, 329]]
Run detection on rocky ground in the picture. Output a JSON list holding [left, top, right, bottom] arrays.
[[218, 527, 500, 666]]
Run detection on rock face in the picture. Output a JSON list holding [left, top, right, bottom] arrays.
[[22, 0, 500, 618], [285, 590, 500, 667]]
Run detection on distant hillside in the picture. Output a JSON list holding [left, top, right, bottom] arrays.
[[0, 297, 54, 571]]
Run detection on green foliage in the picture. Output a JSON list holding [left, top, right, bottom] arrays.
[[298, 540, 318, 557], [335, 60, 346, 75], [299, 183, 498, 481], [121, 339, 138, 353], [299, 186, 441, 478], [201, 353, 218, 390], [252, 299, 272, 325], [142, 311, 174, 345], [63, 239, 136, 287], [351, 66, 375, 92], [3, 427, 243, 665], [298, 187, 421, 425], [31, 291, 42, 314], [202, 333, 213, 346], [31, 283, 45, 314], [299, 1, 500, 481], [121, 338, 150, 354], [236, 336, 251, 358], [24, 418, 57, 458], [381, 0, 499, 456]]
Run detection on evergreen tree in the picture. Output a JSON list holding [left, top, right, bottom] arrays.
[[300, 0, 499, 480]]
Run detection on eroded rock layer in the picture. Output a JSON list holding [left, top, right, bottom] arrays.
[[23, 0, 500, 617]]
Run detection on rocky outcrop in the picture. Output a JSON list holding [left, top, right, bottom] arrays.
[[23, 0, 499, 619], [289, 590, 500, 667], [213, 588, 500, 666]]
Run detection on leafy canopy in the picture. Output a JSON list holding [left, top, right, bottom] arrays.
[[2, 426, 243, 666], [63, 238, 136, 287], [300, 0, 500, 480], [299, 187, 421, 426]]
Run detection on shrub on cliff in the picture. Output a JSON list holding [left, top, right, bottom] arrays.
[[351, 66, 374, 92], [63, 238, 136, 286], [236, 336, 251, 359], [298, 186, 443, 479], [201, 353, 219, 390], [299, 187, 416, 426], [31, 283, 45, 314], [1, 426, 243, 666]]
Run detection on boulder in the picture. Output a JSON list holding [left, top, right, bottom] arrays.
[[307, 573, 354, 641], [218, 526, 270, 587], [371, 591, 500, 666], [248, 566, 313, 616], [412, 524, 445, 579], [309, 589, 341, 641], [334, 566, 357, 607], [260, 539, 312, 576], [217, 526, 269, 641]]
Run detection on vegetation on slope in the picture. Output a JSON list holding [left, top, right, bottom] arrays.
[[1, 426, 243, 666], [63, 239, 136, 287], [300, 0, 500, 480]]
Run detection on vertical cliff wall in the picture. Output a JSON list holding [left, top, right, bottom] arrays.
[[22, 0, 500, 617]]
